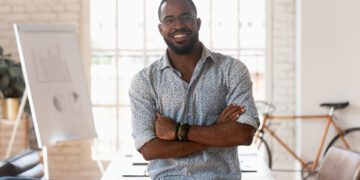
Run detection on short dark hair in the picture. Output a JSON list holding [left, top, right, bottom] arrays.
[[158, 0, 197, 20]]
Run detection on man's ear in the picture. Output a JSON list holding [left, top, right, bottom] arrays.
[[158, 23, 163, 34], [196, 18, 201, 31]]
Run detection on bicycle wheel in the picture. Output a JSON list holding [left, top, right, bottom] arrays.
[[324, 127, 360, 156], [254, 135, 272, 169]]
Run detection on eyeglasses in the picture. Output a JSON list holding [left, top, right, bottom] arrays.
[[161, 14, 195, 27]]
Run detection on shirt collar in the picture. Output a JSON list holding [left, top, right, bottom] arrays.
[[160, 52, 172, 71], [159, 43, 218, 71]]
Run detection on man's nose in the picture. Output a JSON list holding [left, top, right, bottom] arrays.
[[174, 18, 186, 29]]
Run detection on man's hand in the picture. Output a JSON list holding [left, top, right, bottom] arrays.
[[155, 113, 177, 140], [217, 104, 245, 124]]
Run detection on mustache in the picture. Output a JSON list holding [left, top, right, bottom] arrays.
[[170, 28, 192, 35]]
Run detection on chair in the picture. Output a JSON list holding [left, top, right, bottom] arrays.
[[0, 150, 44, 180], [317, 146, 360, 180]]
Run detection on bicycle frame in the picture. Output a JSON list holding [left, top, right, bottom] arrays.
[[255, 108, 351, 172]]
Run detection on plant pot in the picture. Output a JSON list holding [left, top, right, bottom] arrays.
[[1, 98, 19, 120]]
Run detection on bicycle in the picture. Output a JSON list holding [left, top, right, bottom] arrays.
[[253, 100, 360, 179]]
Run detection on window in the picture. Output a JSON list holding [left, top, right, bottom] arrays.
[[90, 0, 266, 160]]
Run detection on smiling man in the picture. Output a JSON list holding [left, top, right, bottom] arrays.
[[129, 0, 260, 179]]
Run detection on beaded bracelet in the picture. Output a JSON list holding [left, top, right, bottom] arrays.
[[175, 122, 181, 140], [178, 123, 190, 141]]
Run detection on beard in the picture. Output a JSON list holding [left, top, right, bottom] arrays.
[[163, 30, 199, 55]]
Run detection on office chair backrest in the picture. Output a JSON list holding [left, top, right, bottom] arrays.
[[317, 146, 360, 180]]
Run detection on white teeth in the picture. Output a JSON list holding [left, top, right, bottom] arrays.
[[174, 34, 186, 38]]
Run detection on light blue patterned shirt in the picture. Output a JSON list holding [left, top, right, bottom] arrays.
[[129, 44, 259, 180]]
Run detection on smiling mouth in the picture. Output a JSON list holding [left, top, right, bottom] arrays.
[[174, 34, 186, 38], [173, 33, 188, 42]]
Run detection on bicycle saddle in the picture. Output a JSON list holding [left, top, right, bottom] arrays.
[[320, 102, 349, 109]]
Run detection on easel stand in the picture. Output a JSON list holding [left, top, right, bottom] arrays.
[[5, 89, 28, 158], [5, 88, 105, 179]]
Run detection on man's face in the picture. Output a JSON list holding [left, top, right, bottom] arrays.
[[158, 0, 201, 55]]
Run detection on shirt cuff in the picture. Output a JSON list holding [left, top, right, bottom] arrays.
[[134, 131, 156, 150], [236, 114, 259, 130]]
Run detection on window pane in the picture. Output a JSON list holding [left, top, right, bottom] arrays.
[[145, 0, 166, 50], [118, 0, 144, 49], [146, 53, 162, 66], [91, 0, 116, 49], [215, 50, 237, 58], [212, 0, 238, 49], [92, 107, 117, 160], [195, 0, 211, 46], [240, 49, 265, 100], [91, 52, 117, 105], [118, 55, 146, 105], [240, 0, 266, 49], [118, 107, 133, 151]]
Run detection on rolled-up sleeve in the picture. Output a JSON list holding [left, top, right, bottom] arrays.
[[225, 60, 260, 130], [129, 72, 157, 150]]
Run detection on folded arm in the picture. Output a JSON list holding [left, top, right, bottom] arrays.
[[139, 138, 208, 161], [141, 105, 245, 160], [188, 121, 256, 147], [155, 120, 256, 147], [155, 109, 256, 148]]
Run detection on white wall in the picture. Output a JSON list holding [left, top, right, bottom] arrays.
[[267, 0, 297, 179], [298, 0, 360, 160]]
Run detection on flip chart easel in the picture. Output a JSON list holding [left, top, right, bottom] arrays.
[[11, 24, 104, 178]]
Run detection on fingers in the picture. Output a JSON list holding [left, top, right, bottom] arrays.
[[154, 114, 177, 140], [156, 112, 161, 117], [223, 104, 244, 121], [156, 112, 164, 118], [229, 108, 244, 121], [218, 104, 236, 121], [220, 104, 236, 117], [217, 104, 245, 123]]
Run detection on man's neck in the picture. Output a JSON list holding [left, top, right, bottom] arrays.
[[167, 43, 202, 73]]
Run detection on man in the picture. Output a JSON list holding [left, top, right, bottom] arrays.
[[129, 0, 260, 179]]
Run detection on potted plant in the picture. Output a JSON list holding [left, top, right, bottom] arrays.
[[0, 46, 26, 120]]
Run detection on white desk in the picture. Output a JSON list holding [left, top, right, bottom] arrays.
[[102, 146, 275, 180]]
